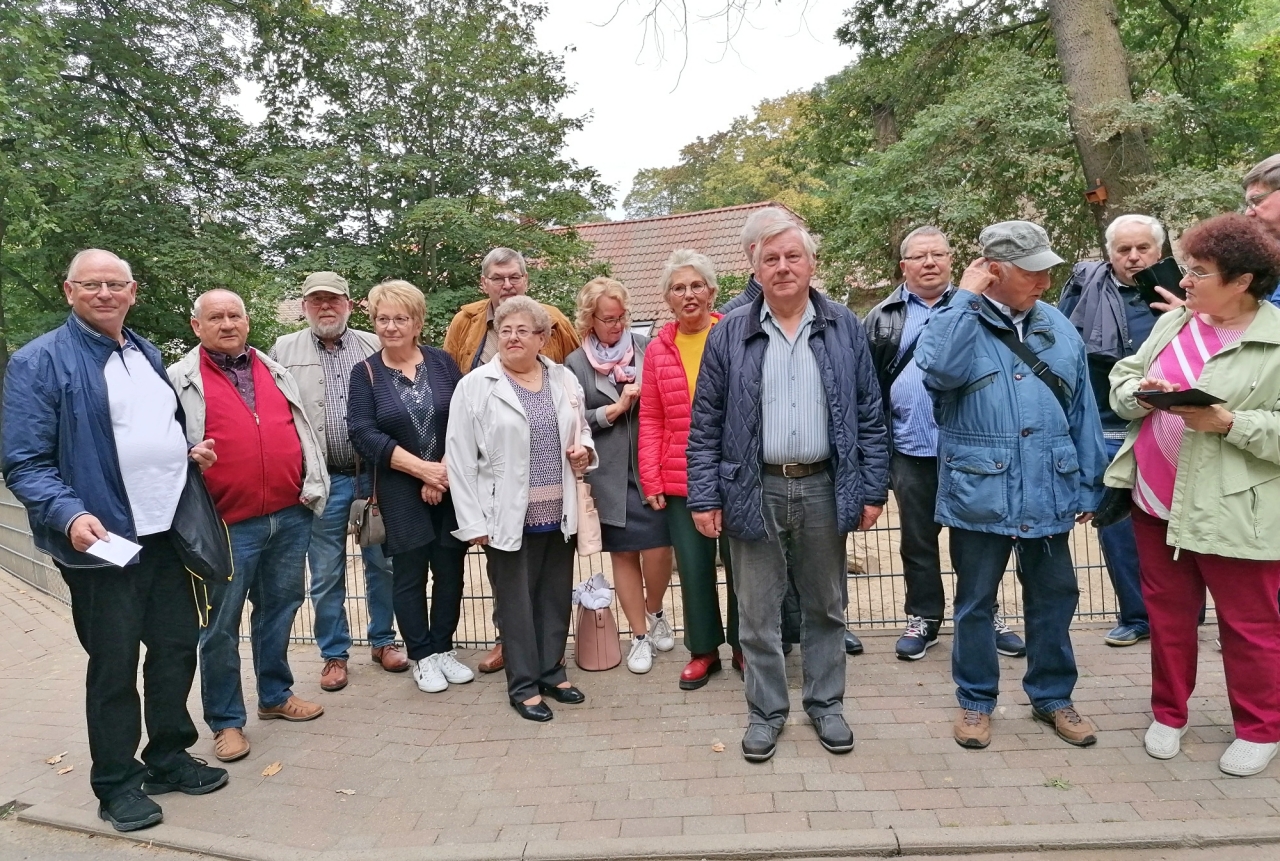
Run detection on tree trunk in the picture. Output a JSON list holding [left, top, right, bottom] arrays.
[[1047, 0, 1154, 237], [872, 103, 910, 285]]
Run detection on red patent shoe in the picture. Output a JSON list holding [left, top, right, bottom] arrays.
[[731, 648, 745, 674], [679, 653, 722, 690]]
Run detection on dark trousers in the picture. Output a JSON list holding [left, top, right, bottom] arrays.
[[890, 452, 947, 620], [391, 540, 468, 662], [666, 495, 738, 654], [485, 531, 575, 702], [1097, 438, 1148, 631], [58, 531, 199, 801], [951, 529, 1080, 714]]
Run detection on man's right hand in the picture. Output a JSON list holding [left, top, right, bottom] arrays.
[[69, 514, 108, 553], [958, 257, 998, 295]]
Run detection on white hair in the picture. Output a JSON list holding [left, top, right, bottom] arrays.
[[192, 289, 247, 319], [1105, 214, 1165, 255], [751, 223, 818, 270], [659, 249, 719, 296], [740, 207, 799, 260], [66, 249, 133, 282]]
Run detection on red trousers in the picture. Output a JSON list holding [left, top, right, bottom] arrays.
[[1131, 507, 1280, 742]]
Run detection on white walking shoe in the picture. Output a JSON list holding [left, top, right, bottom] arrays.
[[647, 611, 675, 652], [627, 637, 655, 674], [435, 650, 475, 685], [1219, 739, 1280, 776], [1144, 720, 1188, 760], [412, 654, 447, 693]]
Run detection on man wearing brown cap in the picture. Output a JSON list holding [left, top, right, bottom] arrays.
[[272, 272, 409, 692], [916, 221, 1108, 751]]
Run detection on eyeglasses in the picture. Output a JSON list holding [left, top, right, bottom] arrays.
[[485, 273, 526, 286], [69, 279, 132, 293], [304, 294, 346, 306], [1176, 264, 1220, 281], [498, 327, 544, 340], [374, 315, 415, 328], [1244, 189, 1277, 211], [901, 251, 952, 263], [593, 313, 628, 326], [668, 282, 709, 297]]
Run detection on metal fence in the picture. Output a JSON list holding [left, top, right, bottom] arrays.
[[0, 479, 1163, 648]]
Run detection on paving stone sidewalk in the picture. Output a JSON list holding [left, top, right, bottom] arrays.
[[1, 569, 1276, 857]]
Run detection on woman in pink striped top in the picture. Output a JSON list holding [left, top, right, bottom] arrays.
[[1105, 214, 1280, 778]]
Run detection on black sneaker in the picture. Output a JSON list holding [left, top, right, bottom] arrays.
[[895, 616, 940, 661], [994, 606, 1027, 657], [98, 788, 163, 832], [141, 755, 229, 796]]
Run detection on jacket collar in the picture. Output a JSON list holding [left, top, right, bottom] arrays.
[[656, 313, 722, 347], [744, 288, 833, 339], [66, 313, 144, 357], [1165, 301, 1280, 347]]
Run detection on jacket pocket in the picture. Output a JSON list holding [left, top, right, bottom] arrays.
[[717, 461, 741, 507], [1050, 444, 1081, 519], [941, 445, 1010, 524]]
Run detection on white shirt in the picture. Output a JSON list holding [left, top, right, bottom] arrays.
[[988, 298, 1032, 341], [104, 343, 190, 535]]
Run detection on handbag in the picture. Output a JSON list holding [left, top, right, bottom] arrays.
[[171, 460, 233, 582], [1091, 486, 1133, 529], [574, 605, 622, 671], [568, 378, 602, 557], [348, 361, 386, 548]]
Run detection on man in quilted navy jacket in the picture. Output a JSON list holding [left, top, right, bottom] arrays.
[[687, 221, 889, 763]]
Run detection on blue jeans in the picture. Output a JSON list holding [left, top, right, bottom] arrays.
[[730, 471, 846, 729], [1098, 438, 1148, 631], [951, 529, 1080, 714], [201, 504, 312, 731], [308, 473, 396, 659]]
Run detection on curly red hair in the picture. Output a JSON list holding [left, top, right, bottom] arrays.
[[1180, 213, 1280, 299]]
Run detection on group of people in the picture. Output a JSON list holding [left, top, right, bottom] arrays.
[[6, 155, 1280, 835]]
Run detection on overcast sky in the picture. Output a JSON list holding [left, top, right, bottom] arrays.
[[534, 1, 856, 218]]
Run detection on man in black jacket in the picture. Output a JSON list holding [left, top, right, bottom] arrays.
[[1058, 214, 1164, 646], [863, 227, 1026, 661]]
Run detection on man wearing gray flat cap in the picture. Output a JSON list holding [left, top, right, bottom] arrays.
[[916, 220, 1108, 752]]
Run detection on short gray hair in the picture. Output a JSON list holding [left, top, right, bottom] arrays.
[[659, 249, 718, 296], [751, 223, 818, 270], [1243, 154, 1280, 192], [493, 294, 550, 334], [66, 249, 133, 282], [899, 226, 949, 259], [192, 289, 247, 319], [740, 207, 799, 260], [481, 247, 527, 277], [1104, 214, 1166, 255]]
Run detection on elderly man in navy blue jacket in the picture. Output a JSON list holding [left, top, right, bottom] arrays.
[[687, 222, 889, 763], [2, 249, 225, 833], [916, 221, 1108, 752]]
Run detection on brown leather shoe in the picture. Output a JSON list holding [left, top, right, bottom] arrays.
[[478, 642, 504, 673], [320, 658, 348, 692], [257, 695, 324, 722], [1032, 705, 1097, 747], [370, 644, 409, 673], [213, 727, 250, 762], [954, 709, 991, 749]]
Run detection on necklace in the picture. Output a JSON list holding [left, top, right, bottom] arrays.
[[506, 365, 542, 385]]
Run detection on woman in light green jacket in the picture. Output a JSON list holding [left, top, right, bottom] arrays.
[[1106, 213, 1280, 778]]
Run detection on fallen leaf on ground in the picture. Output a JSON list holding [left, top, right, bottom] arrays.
[[261, 761, 282, 777], [710, 740, 725, 753], [335, 789, 356, 795], [57, 766, 73, 775], [45, 752, 67, 765]]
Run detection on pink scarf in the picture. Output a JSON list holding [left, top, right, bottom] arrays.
[[584, 331, 636, 383]]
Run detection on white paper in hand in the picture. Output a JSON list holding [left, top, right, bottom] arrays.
[[86, 533, 143, 568]]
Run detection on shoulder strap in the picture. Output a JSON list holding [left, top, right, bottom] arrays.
[[355, 360, 377, 502], [884, 290, 954, 389], [978, 316, 1070, 415]]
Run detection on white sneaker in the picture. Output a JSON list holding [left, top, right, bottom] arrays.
[[412, 654, 447, 693], [627, 637, 654, 674], [647, 612, 675, 652], [1219, 739, 1280, 776], [435, 650, 474, 685], [1144, 720, 1188, 760]]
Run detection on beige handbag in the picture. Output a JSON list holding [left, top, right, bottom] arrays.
[[575, 605, 621, 671], [569, 382, 602, 557]]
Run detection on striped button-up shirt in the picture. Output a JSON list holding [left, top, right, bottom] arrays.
[[315, 331, 365, 470], [760, 299, 830, 465]]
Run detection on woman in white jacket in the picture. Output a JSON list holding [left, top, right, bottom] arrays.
[[446, 296, 597, 722]]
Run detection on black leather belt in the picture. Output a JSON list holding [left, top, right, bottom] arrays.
[[762, 459, 831, 478], [329, 466, 357, 476]]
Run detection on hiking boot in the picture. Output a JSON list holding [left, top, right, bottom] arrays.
[[895, 616, 940, 661], [1031, 705, 1097, 746], [954, 709, 991, 749]]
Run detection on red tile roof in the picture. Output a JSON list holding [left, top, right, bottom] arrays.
[[565, 202, 806, 325]]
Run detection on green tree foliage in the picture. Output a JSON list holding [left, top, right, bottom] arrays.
[[623, 93, 824, 218]]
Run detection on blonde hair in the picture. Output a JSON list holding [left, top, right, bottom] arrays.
[[574, 277, 630, 338], [368, 279, 426, 342]]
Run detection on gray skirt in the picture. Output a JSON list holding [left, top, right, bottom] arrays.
[[600, 476, 671, 553]]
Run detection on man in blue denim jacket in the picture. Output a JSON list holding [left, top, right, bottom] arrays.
[[916, 221, 1107, 751]]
